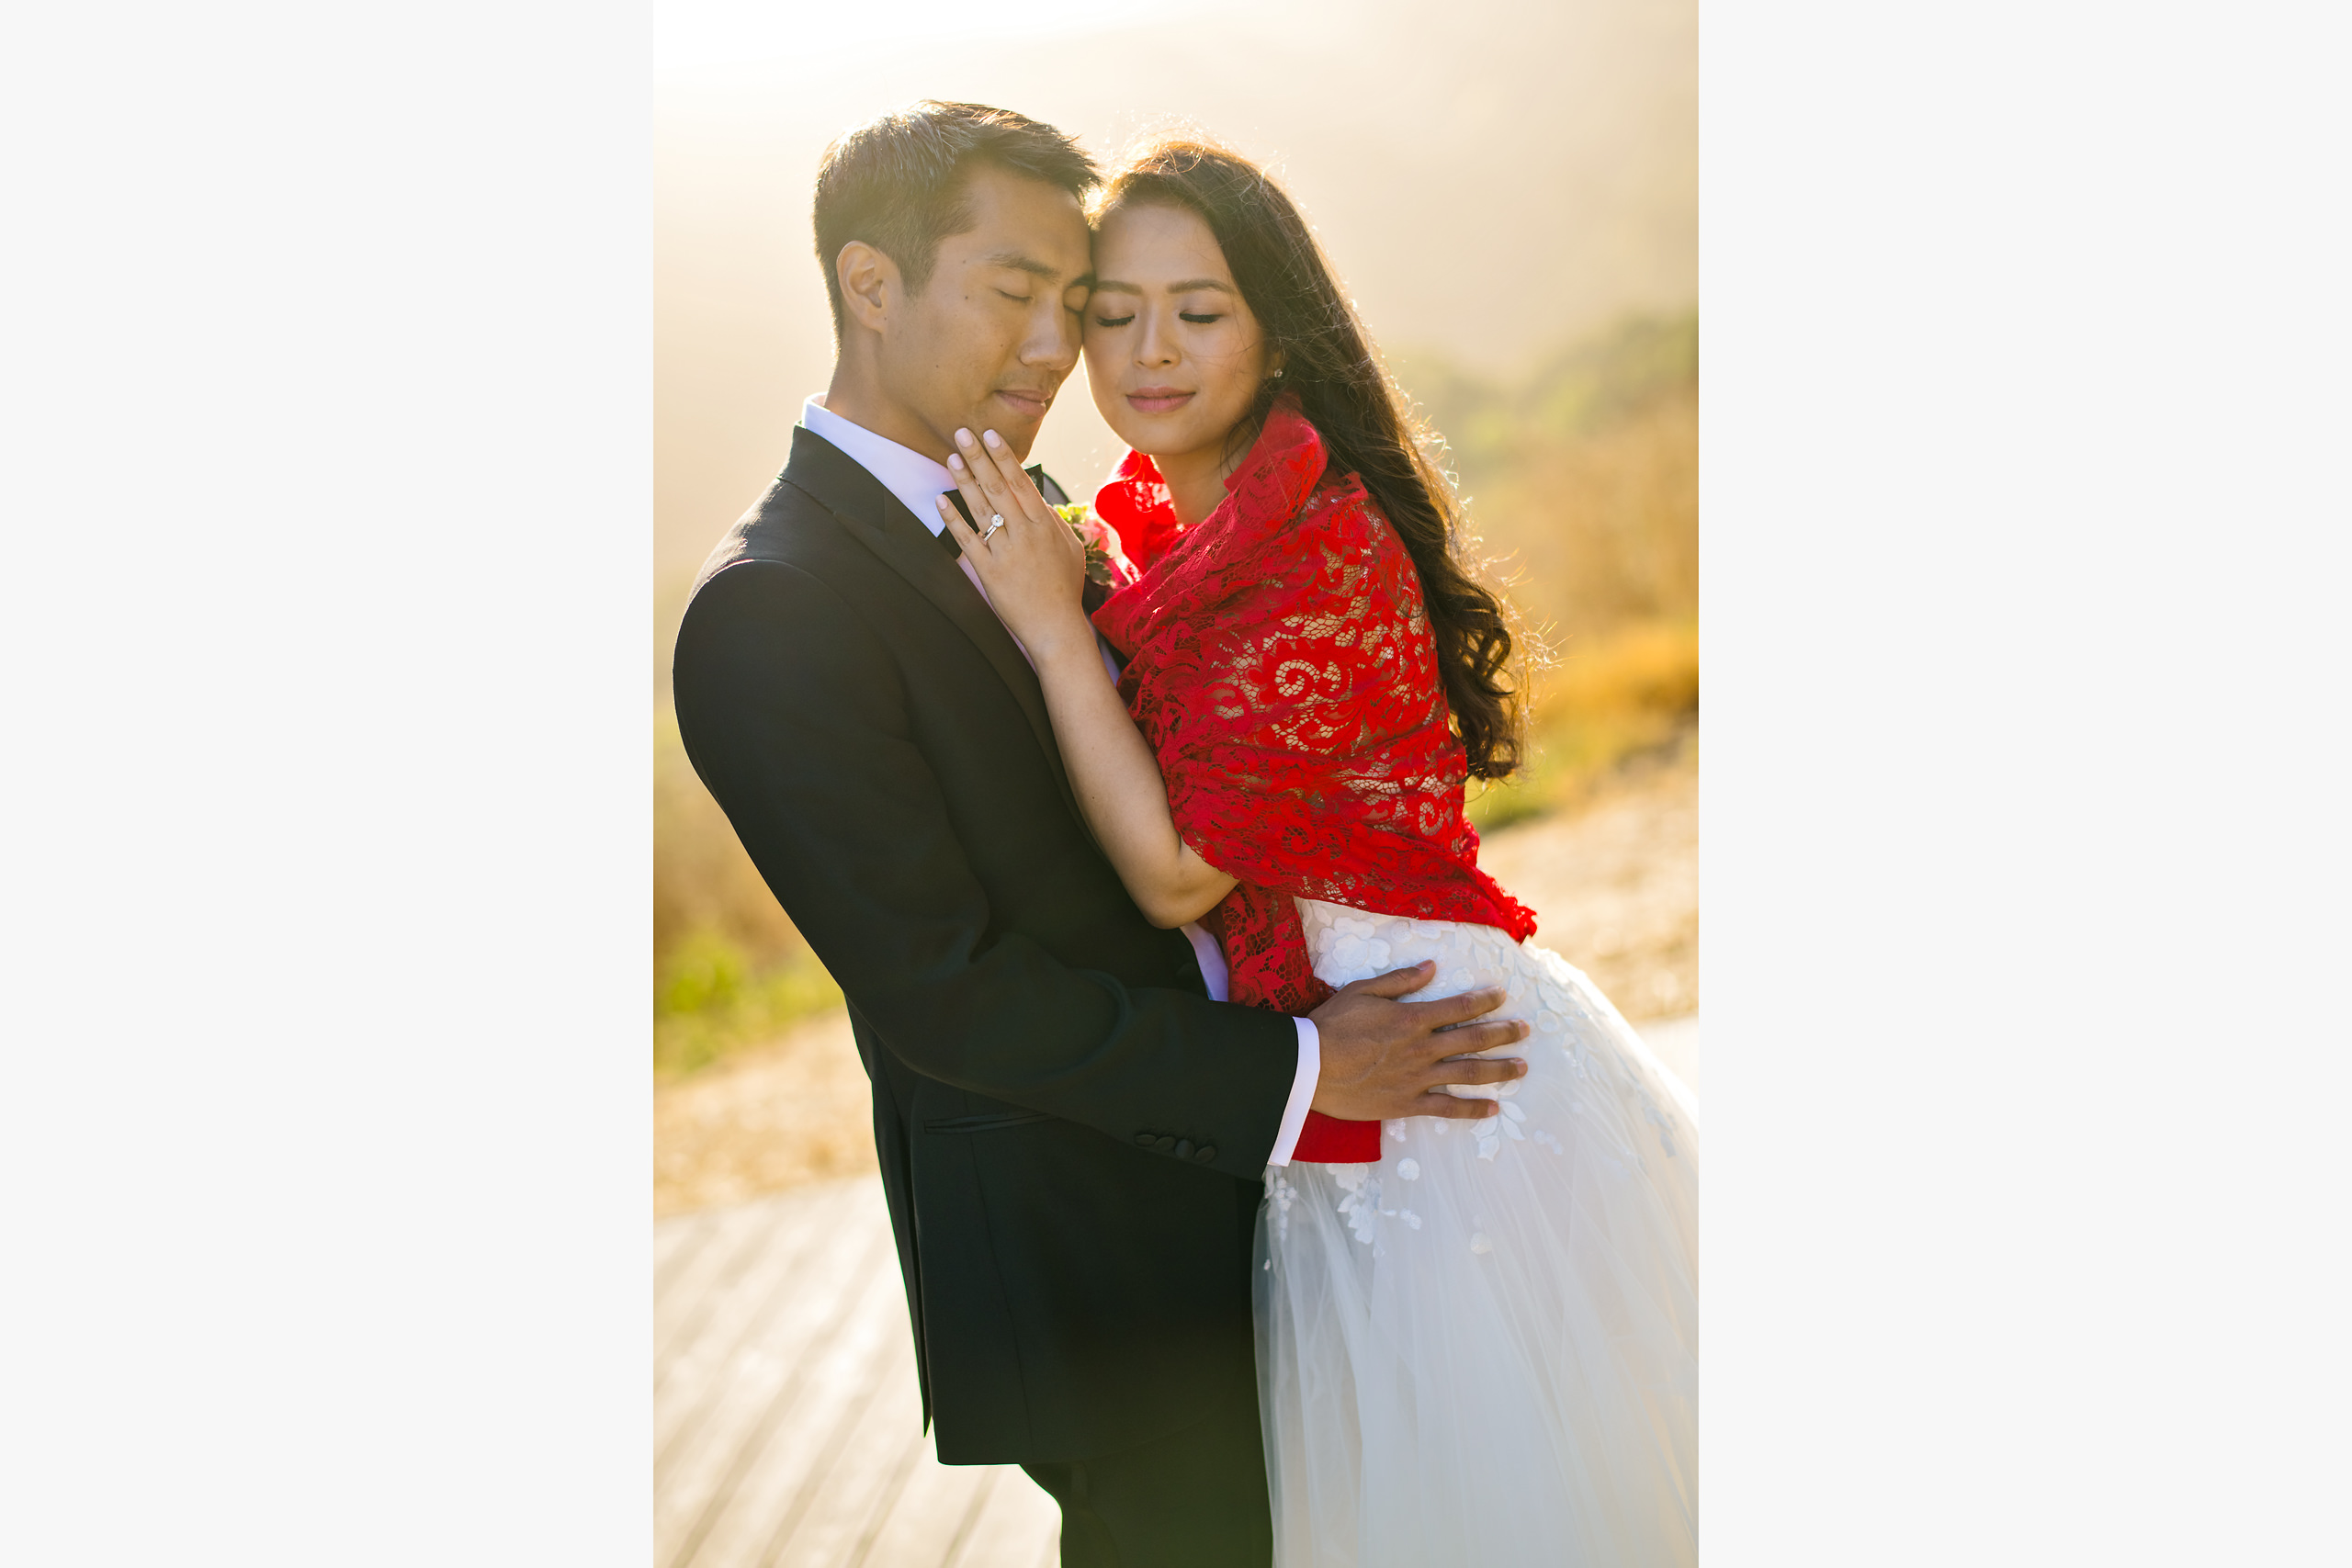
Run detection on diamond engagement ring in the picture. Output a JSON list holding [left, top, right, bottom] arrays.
[[979, 514, 1006, 542]]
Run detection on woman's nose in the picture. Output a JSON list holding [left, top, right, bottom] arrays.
[[1136, 317, 1176, 367]]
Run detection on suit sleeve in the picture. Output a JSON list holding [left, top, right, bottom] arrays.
[[671, 558, 1298, 1174]]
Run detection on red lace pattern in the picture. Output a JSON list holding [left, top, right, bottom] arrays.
[[1092, 397, 1537, 1162]]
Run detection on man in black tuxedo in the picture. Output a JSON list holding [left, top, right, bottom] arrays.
[[671, 101, 1528, 1567]]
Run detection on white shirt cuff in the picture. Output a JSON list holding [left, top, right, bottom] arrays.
[[1266, 1017, 1321, 1167]]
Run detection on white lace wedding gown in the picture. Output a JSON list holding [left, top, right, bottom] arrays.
[[1258, 898, 1698, 1566]]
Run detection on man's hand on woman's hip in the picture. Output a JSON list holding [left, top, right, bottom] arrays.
[[1306, 961, 1530, 1122]]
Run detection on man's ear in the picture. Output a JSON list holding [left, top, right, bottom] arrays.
[[835, 241, 899, 336]]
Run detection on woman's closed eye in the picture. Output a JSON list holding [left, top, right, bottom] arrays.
[[1089, 310, 1223, 326]]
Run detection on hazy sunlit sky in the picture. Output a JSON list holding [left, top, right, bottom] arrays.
[[653, 0, 1693, 584], [658, 0, 1195, 67]]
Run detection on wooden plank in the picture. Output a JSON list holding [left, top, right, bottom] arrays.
[[656, 1201, 788, 1362], [657, 1209, 897, 1568], [654, 1178, 1060, 1568], [946, 1468, 1059, 1568], [656, 1204, 736, 1301], [663, 1230, 905, 1568], [673, 1189, 831, 1334], [860, 1448, 1053, 1568], [747, 1324, 922, 1566], [655, 1190, 885, 1484], [834, 1423, 935, 1568], [656, 1182, 861, 1427], [848, 1434, 993, 1568], [938, 1468, 1008, 1568], [654, 1207, 715, 1287]]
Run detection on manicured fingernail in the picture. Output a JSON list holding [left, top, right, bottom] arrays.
[[949, 453, 965, 470], [955, 428, 975, 446], [983, 429, 1004, 449]]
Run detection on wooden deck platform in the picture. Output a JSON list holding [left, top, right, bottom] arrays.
[[653, 1179, 1058, 1568], [653, 1015, 1699, 1568]]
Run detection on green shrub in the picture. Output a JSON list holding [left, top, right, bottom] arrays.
[[654, 715, 844, 1079], [653, 926, 843, 1081]]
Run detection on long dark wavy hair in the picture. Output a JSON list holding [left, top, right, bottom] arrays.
[[1091, 135, 1523, 779]]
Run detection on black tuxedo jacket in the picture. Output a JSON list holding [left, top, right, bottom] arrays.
[[671, 426, 1299, 1465]]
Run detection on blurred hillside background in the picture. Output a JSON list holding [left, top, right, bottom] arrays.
[[653, 0, 1697, 1165]]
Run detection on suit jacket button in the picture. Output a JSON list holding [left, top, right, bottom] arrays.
[[1154, 1135, 1176, 1153], [1134, 1133, 1155, 1147], [1174, 1139, 1194, 1160], [1193, 1145, 1217, 1163]]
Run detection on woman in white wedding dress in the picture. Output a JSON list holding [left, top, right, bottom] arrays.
[[939, 133, 1696, 1566], [1266, 902, 1695, 1564]]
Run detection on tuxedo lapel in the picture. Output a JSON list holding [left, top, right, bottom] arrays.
[[778, 427, 1081, 823]]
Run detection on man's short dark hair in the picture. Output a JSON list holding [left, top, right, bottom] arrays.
[[813, 101, 1099, 338]]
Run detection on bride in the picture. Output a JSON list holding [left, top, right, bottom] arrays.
[[937, 133, 1697, 1566]]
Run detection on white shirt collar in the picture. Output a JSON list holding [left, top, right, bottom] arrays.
[[799, 394, 955, 537]]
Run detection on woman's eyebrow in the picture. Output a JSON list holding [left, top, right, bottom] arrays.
[[1088, 277, 1235, 296]]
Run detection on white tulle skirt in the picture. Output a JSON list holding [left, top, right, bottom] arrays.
[[1257, 899, 1698, 1567]]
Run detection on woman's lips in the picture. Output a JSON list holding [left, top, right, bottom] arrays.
[[1125, 389, 1194, 414]]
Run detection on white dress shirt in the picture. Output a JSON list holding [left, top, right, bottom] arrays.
[[799, 394, 1322, 1166]]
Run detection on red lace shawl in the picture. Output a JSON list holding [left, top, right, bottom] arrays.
[[1091, 397, 1537, 1162]]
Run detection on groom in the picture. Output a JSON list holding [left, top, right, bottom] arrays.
[[671, 100, 1528, 1566]]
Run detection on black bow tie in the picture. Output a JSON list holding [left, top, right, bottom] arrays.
[[935, 465, 1065, 558]]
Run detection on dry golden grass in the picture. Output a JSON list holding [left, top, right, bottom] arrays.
[[1429, 315, 1701, 829], [1475, 386, 1699, 639], [1468, 616, 1699, 832]]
